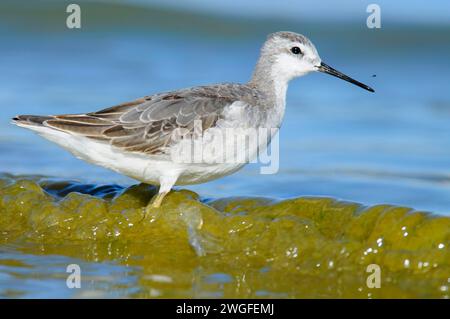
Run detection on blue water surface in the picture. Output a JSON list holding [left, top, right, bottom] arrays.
[[2, 23, 449, 213]]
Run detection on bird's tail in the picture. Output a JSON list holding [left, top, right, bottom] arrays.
[[11, 115, 52, 127]]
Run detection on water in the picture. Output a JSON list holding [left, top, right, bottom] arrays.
[[0, 1, 449, 298]]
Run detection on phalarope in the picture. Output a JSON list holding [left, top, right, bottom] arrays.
[[13, 31, 374, 210]]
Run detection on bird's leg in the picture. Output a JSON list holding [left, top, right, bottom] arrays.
[[144, 174, 179, 217]]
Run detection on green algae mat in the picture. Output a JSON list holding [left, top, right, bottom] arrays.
[[0, 174, 449, 298]]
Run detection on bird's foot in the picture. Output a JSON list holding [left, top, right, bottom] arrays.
[[141, 191, 168, 222], [150, 191, 167, 209]]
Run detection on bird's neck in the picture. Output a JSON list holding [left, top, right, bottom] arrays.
[[248, 58, 290, 127]]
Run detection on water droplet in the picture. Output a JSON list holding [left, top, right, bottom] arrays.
[[404, 259, 410, 268], [376, 238, 383, 247]]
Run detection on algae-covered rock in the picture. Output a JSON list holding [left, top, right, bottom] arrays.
[[0, 175, 449, 298]]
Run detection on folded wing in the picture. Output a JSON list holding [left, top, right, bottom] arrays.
[[19, 84, 259, 155]]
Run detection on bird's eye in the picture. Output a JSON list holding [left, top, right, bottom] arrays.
[[291, 46, 302, 55]]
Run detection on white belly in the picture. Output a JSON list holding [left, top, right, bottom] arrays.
[[20, 124, 246, 186]]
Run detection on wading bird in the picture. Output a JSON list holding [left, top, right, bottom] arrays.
[[13, 31, 374, 211]]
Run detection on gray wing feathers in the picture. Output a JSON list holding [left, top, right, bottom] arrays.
[[15, 84, 261, 155]]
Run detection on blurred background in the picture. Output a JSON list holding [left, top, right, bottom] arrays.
[[1, 0, 450, 214]]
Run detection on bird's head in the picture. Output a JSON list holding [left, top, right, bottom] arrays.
[[260, 31, 374, 92]]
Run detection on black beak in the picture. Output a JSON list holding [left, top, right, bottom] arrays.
[[318, 62, 374, 93]]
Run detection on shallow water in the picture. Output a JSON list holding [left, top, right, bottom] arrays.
[[0, 174, 449, 298], [1, 6, 450, 214], [0, 1, 449, 298]]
